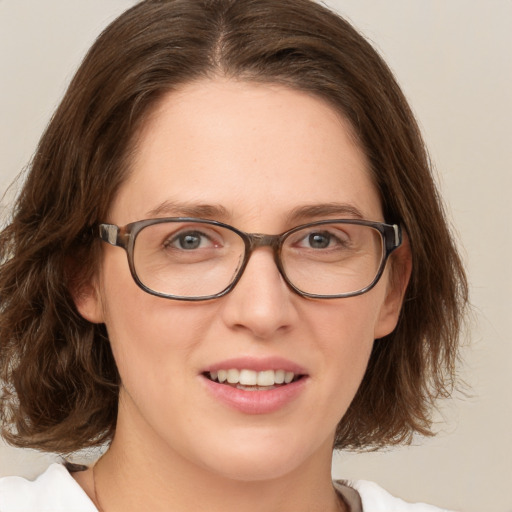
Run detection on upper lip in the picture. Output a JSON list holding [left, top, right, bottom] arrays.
[[202, 356, 307, 375]]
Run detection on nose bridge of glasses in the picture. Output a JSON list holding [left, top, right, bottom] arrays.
[[246, 233, 282, 252], [235, 233, 284, 287]]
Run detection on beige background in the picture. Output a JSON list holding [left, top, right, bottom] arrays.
[[1, 1, 511, 511]]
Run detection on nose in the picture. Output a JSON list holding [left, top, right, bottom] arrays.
[[219, 247, 298, 340]]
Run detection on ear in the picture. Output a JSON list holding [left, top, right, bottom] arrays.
[[373, 233, 412, 339], [71, 275, 105, 324]]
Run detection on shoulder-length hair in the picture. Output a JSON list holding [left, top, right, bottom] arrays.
[[0, 0, 467, 453]]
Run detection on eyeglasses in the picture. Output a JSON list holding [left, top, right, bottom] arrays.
[[99, 217, 401, 301]]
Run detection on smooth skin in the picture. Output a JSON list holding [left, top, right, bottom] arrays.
[[73, 78, 411, 512]]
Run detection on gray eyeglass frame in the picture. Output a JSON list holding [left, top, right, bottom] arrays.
[[99, 217, 402, 301]]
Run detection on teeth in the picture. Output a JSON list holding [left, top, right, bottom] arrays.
[[227, 369, 240, 384], [240, 369, 257, 385], [257, 370, 274, 386], [274, 369, 285, 384], [208, 369, 297, 386]]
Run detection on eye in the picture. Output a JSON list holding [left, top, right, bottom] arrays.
[[295, 229, 349, 250], [165, 230, 217, 250], [307, 232, 332, 249]]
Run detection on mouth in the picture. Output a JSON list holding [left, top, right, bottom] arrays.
[[203, 369, 305, 391], [201, 360, 309, 413]]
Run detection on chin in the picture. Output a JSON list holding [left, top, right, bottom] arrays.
[[206, 455, 304, 483], [191, 430, 330, 483]]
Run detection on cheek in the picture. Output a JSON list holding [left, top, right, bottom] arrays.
[[104, 294, 199, 375], [305, 292, 384, 403], [98, 255, 209, 393], [310, 291, 383, 355]]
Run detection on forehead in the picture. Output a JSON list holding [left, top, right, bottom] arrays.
[[110, 78, 382, 228]]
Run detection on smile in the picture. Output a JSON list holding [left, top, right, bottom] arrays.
[[206, 369, 302, 390]]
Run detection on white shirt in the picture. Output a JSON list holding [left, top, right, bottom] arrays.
[[335, 480, 456, 512], [0, 463, 455, 512], [0, 464, 96, 512]]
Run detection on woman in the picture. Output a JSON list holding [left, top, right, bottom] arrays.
[[0, 0, 467, 510]]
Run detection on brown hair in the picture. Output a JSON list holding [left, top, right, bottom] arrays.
[[0, 0, 467, 453]]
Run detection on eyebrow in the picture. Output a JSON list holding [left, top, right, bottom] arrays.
[[146, 200, 366, 224], [285, 203, 365, 224], [146, 200, 230, 220]]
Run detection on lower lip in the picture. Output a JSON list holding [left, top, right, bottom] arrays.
[[201, 375, 308, 414]]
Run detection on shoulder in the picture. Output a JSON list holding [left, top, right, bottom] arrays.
[[0, 463, 97, 512], [334, 479, 457, 512]]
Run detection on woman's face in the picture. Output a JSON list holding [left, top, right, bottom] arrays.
[[78, 79, 406, 481]]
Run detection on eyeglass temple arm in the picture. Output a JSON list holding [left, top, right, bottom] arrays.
[[388, 224, 402, 252], [99, 224, 126, 248]]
